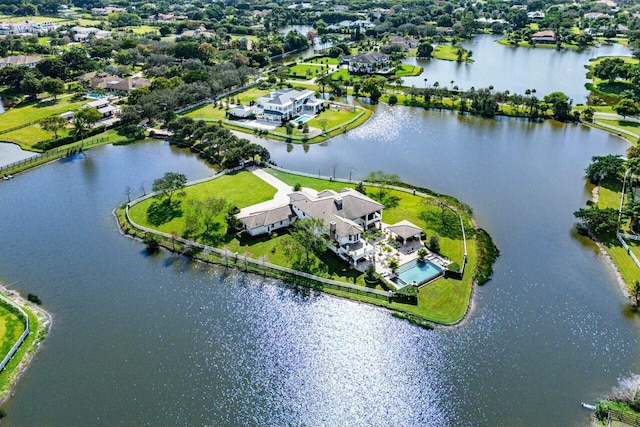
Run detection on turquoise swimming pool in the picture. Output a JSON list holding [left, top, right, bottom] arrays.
[[392, 258, 443, 288], [292, 114, 313, 124]]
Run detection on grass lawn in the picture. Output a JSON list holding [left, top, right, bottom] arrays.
[[0, 304, 25, 360], [183, 103, 228, 120], [306, 108, 359, 129], [128, 171, 277, 237], [432, 44, 460, 61], [597, 119, 639, 137], [1, 124, 72, 150], [234, 87, 269, 104], [0, 96, 86, 133], [288, 63, 328, 79], [330, 68, 361, 83], [305, 56, 340, 66], [121, 25, 159, 35], [394, 64, 422, 77]]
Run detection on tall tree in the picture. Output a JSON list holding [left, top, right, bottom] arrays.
[[152, 172, 187, 206], [40, 77, 65, 100], [183, 196, 227, 238], [40, 115, 67, 139], [585, 155, 625, 184], [282, 218, 329, 272]]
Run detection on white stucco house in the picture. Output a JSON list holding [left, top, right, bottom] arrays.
[[237, 188, 384, 265], [256, 89, 324, 122], [343, 52, 391, 74]]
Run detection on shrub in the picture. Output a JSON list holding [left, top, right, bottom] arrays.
[[293, 182, 302, 191], [143, 234, 160, 253], [27, 293, 42, 305], [448, 262, 460, 272], [388, 258, 399, 272], [429, 235, 440, 253]]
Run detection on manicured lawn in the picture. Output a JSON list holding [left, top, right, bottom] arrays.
[[394, 64, 422, 77], [121, 25, 160, 34], [183, 103, 227, 120], [306, 108, 359, 129], [288, 63, 328, 79], [305, 56, 340, 65], [597, 119, 639, 137], [0, 96, 87, 133], [128, 171, 277, 237], [0, 304, 25, 360], [330, 68, 361, 82], [432, 44, 460, 61], [235, 87, 269, 104], [1, 124, 72, 150]]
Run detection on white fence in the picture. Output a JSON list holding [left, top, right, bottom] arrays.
[[0, 293, 30, 373], [617, 232, 640, 270]]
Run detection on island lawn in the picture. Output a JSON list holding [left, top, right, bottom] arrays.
[[126, 169, 478, 324]]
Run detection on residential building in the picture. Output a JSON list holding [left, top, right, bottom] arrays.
[[238, 188, 384, 265], [0, 20, 57, 36], [0, 55, 42, 69], [531, 30, 557, 43], [256, 89, 323, 122], [91, 6, 126, 15], [84, 99, 119, 118], [343, 52, 390, 74], [81, 72, 151, 94], [72, 26, 112, 41]]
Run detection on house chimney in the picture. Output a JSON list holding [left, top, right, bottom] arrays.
[[335, 197, 343, 210], [329, 221, 336, 240]]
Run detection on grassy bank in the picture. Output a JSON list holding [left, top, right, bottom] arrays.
[[0, 294, 49, 404], [123, 167, 495, 324]]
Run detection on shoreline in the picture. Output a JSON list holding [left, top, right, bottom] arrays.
[[0, 283, 51, 405]]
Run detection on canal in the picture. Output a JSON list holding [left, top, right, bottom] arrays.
[[0, 104, 638, 426]]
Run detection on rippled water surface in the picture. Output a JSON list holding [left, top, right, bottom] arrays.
[[0, 106, 639, 426]]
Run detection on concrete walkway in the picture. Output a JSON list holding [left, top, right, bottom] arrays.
[[237, 167, 293, 216]]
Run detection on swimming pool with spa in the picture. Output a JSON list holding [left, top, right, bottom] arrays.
[[392, 258, 443, 288]]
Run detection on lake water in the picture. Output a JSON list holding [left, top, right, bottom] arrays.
[[0, 105, 638, 426], [401, 34, 631, 103]]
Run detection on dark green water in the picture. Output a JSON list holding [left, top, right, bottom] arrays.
[[0, 106, 638, 426]]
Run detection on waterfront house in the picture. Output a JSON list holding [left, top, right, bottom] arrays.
[[343, 52, 391, 74], [238, 188, 383, 265], [256, 89, 323, 122], [531, 30, 557, 43]]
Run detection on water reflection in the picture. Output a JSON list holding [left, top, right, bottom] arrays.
[[0, 113, 638, 426]]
